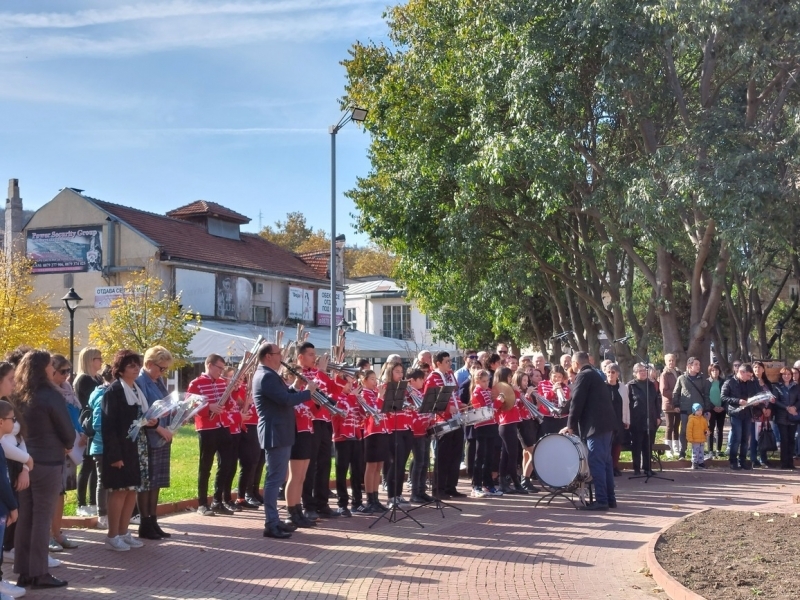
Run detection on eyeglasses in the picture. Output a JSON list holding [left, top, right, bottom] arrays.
[[467, 355, 478, 360], [0, 416, 16, 423], [212, 363, 226, 370], [155, 364, 170, 373], [58, 368, 72, 375]]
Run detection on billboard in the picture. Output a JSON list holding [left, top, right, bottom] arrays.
[[94, 286, 125, 308], [27, 226, 103, 274], [216, 274, 237, 319], [316, 289, 344, 327], [288, 287, 314, 321]]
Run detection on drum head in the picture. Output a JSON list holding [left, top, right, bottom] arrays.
[[533, 433, 581, 488]]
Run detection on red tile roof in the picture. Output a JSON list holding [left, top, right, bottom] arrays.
[[87, 197, 327, 284], [297, 250, 330, 278], [166, 200, 250, 224]]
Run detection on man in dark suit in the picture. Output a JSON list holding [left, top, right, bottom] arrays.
[[252, 343, 317, 538], [560, 352, 618, 510]]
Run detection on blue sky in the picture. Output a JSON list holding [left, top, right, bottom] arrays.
[[0, 0, 390, 244]]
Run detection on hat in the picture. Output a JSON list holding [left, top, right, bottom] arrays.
[[691, 403, 702, 413]]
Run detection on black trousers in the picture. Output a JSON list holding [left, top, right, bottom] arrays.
[[409, 436, 430, 496], [386, 429, 413, 498], [466, 436, 476, 478], [334, 439, 364, 508], [777, 423, 797, 468], [198, 427, 235, 506], [76, 451, 97, 506], [499, 423, 519, 479], [303, 420, 333, 511], [433, 427, 464, 494], [237, 425, 261, 499], [707, 410, 726, 452], [472, 432, 498, 488], [630, 427, 652, 473], [250, 450, 266, 498]]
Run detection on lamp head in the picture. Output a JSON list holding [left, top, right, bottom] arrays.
[[61, 287, 83, 312], [350, 107, 368, 122]]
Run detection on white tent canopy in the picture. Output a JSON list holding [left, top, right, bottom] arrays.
[[188, 321, 454, 363]]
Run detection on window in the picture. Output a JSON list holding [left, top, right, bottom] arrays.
[[252, 282, 264, 295], [425, 314, 433, 330], [382, 305, 412, 339], [253, 305, 272, 325], [346, 308, 357, 331]]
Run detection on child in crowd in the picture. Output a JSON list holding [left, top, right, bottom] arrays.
[[686, 403, 709, 470], [0, 399, 23, 600]]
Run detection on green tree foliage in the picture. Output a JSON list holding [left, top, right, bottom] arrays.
[[88, 268, 200, 367], [342, 0, 800, 365]]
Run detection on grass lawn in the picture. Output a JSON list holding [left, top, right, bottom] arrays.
[[64, 425, 671, 515]]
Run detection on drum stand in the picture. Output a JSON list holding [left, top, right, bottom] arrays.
[[370, 382, 424, 529], [535, 481, 593, 509]]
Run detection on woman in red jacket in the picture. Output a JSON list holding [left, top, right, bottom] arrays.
[[360, 370, 389, 513]]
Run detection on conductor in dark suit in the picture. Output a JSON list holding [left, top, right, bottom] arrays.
[[560, 352, 618, 510], [252, 343, 317, 538]]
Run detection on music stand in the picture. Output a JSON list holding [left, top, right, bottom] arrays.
[[370, 381, 423, 528], [411, 385, 462, 518]]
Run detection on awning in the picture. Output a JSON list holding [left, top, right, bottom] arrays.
[[188, 321, 456, 362]]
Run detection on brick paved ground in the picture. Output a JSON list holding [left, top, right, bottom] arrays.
[[16, 466, 799, 600]]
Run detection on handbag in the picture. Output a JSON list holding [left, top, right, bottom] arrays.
[[757, 424, 778, 454]]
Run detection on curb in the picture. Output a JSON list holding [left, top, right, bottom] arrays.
[[645, 507, 710, 600]]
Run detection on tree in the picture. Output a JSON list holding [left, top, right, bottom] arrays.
[[88, 267, 200, 366], [347, 244, 398, 278], [260, 212, 326, 253], [0, 254, 68, 356]]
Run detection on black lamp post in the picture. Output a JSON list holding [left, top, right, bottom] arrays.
[[775, 324, 784, 361], [61, 287, 82, 365]]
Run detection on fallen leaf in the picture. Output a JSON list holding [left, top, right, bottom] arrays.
[[182, 569, 190, 573], [631, 585, 641, 590], [753, 512, 760, 517], [486, 519, 493, 524], [93, 575, 106, 580], [767, 518, 774, 523], [652, 586, 664, 593], [791, 513, 797, 518], [671, 504, 681, 510]]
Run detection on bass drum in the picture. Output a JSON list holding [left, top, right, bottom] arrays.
[[533, 433, 591, 489]]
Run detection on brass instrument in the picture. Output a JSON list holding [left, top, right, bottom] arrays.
[[521, 389, 545, 423], [328, 362, 362, 378], [534, 392, 561, 416], [213, 335, 265, 417], [280, 361, 347, 418], [555, 385, 569, 409], [408, 386, 424, 410], [354, 386, 384, 424]]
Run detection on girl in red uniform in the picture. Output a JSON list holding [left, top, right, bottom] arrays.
[[331, 375, 364, 516], [513, 370, 540, 492], [406, 368, 433, 503], [470, 370, 503, 497], [285, 371, 318, 528], [537, 365, 571, 435], [382, 362, 414, 507], [496, 368, 527, 494], [360, 370, 389, 513]]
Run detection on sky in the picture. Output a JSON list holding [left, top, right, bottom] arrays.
[[0, 0, 391, 245]]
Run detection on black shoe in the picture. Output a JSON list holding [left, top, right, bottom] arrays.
[[32, 574, 68, 589], [336, 507, 352, 517], [303, 508, 319, 521], [741, 462, 753, 470], [448, 490, 467, 498], [409, 495, 427, 503], [578, 502, 609, 511], [608, 500, 618, 508], [224, 501, 242, 513], [235, 499, 260, 510], [613, 468, 622, 477], [138, 516, 163, 540], [288, 506, 316, 528], [730, 463, 741, 470], [245, 494, 263, 506], [153, 518, 171, 538], [316, 506, 340, 518], [16, 576, 34, 588], [263, 524, 291, 539], [210, 502, 234, 515], [512, 478, 529, 495], [277, 521, 298, 533], [355, 503, 375, 514], [633, 470, 641, 475]]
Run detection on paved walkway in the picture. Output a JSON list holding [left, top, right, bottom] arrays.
[[17, 466, 800, 600]]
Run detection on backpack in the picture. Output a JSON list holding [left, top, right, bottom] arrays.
[[81, 384, 108, 437]]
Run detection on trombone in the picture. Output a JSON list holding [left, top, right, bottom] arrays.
[[533, 392, 562, 416], [521, 389, 545, 424], [354, 386, 384, 424], [280, 361, 347, 418]]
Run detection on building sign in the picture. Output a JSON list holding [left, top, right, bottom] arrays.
[[27, 226, 103, 274], [94, 286, 125, 308], [316, 289, 344, 327], [216, 274, 237, 319], [288, 287, 314, 321]]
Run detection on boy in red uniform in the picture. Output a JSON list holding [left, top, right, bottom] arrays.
[[331, 374, 364, 516]]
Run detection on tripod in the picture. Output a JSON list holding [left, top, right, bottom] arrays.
[[411, 385, 462, 518], [625, 344, 673, 484], [370, 380, 423, 529]]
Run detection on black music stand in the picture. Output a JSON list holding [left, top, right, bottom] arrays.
[[411, 385, 462, 518], [370, 381, 423, 528]]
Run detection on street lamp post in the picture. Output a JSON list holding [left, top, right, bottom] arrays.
[[775, 324, 784, 361], [329, 107, 367, 353], [61, 287, 83, 367]]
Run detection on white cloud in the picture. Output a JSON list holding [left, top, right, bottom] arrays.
[[0, 0, 385, 29]]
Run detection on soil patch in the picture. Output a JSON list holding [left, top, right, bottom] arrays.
[[655, 509, 800, 600]]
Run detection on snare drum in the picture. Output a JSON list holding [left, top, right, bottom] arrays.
[[461, 406, 494, 426], [427, 417, 461, 439], [533, 433, 591, 489]]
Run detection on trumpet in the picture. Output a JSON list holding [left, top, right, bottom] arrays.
[[521, 389, 545, 424], [355, 387, 384, 424], [280, 361, 347, 418], [534, 392, 562, 416], [555, 386, 569, 409]]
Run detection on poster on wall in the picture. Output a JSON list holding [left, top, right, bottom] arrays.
[[94, 286, 125, 308], [316, 289, 344, 326], [27, 226, 103, 274], [289, 287, 315, 321], [216, 274, 237, 319]]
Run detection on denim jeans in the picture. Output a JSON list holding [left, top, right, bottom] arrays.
[[586, 432, 615, 506], [262, 445, 292, 526], [728, 415, 750, 466]]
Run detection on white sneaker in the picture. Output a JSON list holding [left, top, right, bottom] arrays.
[[129, 514, 141, 525], [459, 462, 467, 471], [76, 505, 91, 517], [105, 536, 130, 552], [48, 556, 61, 568], [97, 515, 108, 529], [87, 505, 98, 516], [3, 549, 13, 562], [470, 487, 487, 498], [0, 579, 26, 598], [122, 532, 143, 548]]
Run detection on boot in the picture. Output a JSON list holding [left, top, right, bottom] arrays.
[[153, 516, 171, 538], [511, 476, 528, 495], [289, 505, 316, 528], [137, 516, 162, 540], [500, 476, 515, 494], [370, 492, 388, 512]]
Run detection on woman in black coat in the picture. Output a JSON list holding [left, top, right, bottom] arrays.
[[627, 363, 661, 475], [774, 367, 799, 469], [101, 350, 154, 552]]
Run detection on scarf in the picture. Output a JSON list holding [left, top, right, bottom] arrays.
[[121, 380, 149, 413]]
